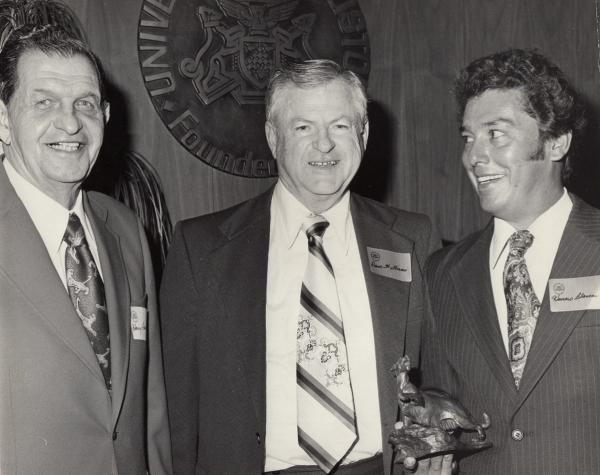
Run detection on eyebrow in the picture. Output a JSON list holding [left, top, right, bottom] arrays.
[[290, 115, 353, 124], [31, 87, 100, 101], [460, 117, 517, 133]]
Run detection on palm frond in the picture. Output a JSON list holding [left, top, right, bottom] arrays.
[[0, 0, 86, 51], [112, 151, 173, 278]]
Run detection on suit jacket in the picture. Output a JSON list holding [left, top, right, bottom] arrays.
[[0, 163, 172, 475], [422, 196, 600, 474], [160, 188, 439, 475]]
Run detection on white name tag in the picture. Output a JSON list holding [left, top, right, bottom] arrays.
[[131, 306, 147, 340], [367, 247, 412, 282], [549, 276, 600, 312]]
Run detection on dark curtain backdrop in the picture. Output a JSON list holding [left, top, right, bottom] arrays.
[[64, 0, 600, 243]]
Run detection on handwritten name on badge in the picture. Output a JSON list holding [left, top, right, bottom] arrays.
[[131, 306, 147, 340], [549, 276, 600, 312], [367, 247, 411, 282]]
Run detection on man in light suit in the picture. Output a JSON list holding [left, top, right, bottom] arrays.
[[422, 49, 598, 474], [0, 25, 171, 474], [161, 60, 449, 474]]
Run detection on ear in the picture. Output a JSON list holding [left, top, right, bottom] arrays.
[[103, 102, 110, 124], [0, 100, 11, 145], [361, 119, 370, 147], [265, 120, 277, 159], [546, 131, 572, 162]]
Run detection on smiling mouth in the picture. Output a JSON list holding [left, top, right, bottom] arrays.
[[309, 160, 338, 168], [476, 174, 503, 185], [47, 142, 84, 152]]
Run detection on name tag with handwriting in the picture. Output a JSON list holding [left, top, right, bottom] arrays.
[[131, 306, 147, 340], [367, 247, 411, 282], [549, 276, 600, 312]]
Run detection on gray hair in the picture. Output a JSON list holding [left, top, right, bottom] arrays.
[[265, 59, 368, 125]]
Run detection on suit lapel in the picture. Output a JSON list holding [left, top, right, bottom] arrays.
[[0, 165, 105, 384], [515, 199, 600, 408], [215, 190, 272, 432], [451, 223, 518, 400], [85, 194, 130, 418], [350, 195, 417, 442]]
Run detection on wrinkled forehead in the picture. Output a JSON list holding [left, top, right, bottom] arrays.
[[464, 87, 531, 121], [270, 80, 365, 123], [14, 50, 101, 98]]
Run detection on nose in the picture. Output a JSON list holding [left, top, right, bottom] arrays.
[[464, 137, 489, 167], [313, 128, 335, 153], [54, 106, 82, 135]]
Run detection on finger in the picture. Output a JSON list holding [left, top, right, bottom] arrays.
[[430, 456, 442, 471], [414, 458, 431, 474], [441, 454, 454, 474]]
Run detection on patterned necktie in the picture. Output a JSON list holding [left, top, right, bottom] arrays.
[[64, 213, 111, 389], [296, 216, 357, 473], [503, 230, 540, 388]]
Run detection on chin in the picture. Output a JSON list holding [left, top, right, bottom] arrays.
[[477, 198, 499, 216], [311, 186, 344, 198]]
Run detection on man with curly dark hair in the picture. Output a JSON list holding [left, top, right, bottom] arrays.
[[421, 48, 600, 474]]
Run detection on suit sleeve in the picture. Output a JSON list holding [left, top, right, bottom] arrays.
[[419, 250, 460, 395], [140, 219, 173, 474], [160, 222, 199, 474], [404, 216, 442, 367]]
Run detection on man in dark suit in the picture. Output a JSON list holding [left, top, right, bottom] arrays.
[[422, 49, 598, 474], [0, 25, 172, 474], [161, 60, 449, 474]]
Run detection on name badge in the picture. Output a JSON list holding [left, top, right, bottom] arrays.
[[131, 306, 147, 340], [367, 247, 411, 282], [549, 276, 600, 312]]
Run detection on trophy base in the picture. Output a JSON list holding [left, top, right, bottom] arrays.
[[389, 423, 492, 464]]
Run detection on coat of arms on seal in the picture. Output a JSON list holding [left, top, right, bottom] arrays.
[[138, 0, 370, 178]]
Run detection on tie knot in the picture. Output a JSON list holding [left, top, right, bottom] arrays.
[[63, 213, 87, 248], [303, 215, 329, 241], [508, 230, 534, 253]]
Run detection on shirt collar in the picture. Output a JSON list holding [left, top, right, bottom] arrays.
[[4, 158, 85, 255], [491, 188, 572, 269], [272, 181, 351, 254]]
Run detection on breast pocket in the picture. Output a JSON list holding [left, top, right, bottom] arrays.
[[576, 310, 600, 327]]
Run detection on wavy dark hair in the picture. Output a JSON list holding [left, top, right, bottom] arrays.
[[455, 49, 586, 181]]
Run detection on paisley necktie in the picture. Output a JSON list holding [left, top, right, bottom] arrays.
[[64, 213, 111, 389]]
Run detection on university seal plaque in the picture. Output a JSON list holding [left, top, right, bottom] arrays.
[[138, 0, 370, 178]]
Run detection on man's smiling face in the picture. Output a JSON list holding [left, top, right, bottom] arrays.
[[265, 78, 368, 214], [0, 49, 108, 206], [460, 88, 564, 229]]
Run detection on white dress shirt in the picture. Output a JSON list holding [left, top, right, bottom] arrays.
[[264, 182, 382, 471], [4, 158, 103, 290], [490, 189, 572, 354]]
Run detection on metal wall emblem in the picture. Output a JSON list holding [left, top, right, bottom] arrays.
[[138, 0, 370, 178]]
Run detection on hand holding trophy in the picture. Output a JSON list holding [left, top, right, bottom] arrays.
[[389, 356, 492, 469]]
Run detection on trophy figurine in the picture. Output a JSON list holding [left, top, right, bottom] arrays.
[[389, 356, 492, 465]]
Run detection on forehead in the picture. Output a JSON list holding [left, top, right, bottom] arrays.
[[462, 88, 535, 127], [275, 79, 361, 121], [14, 50, 100, 97]]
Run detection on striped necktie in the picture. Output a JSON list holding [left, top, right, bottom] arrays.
[[504, 230, 540, 388], [64, 213, 112, 389], [296, 216, 357, 473]]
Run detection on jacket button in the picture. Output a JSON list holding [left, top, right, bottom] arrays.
[[511, 429, 523, 441], [112, 431, 118, 441]]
